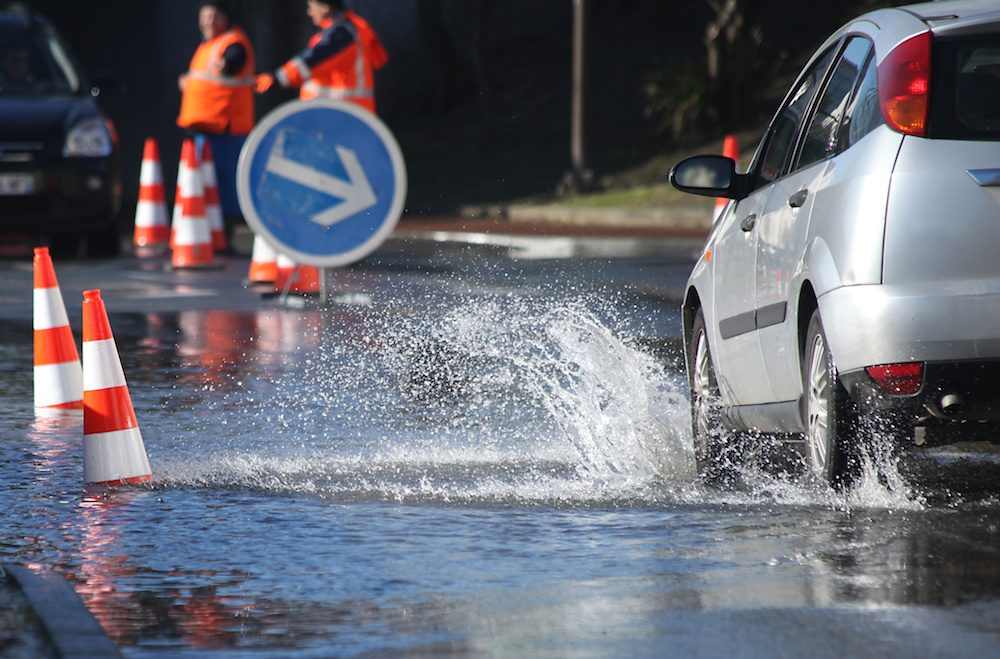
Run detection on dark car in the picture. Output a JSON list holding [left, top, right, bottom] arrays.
[[0, 6, 123, 257]]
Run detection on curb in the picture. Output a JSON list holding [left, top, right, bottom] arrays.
[[504, 203, 714, 232], [3, 564, 121, 659]]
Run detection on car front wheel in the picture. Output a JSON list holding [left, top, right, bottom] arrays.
[[688, 308, 724, 473], [802, 310, 859, 488]]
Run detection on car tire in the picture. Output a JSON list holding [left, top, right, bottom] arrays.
[[688, 308, 726, 474], [802, 310, 859, 488]]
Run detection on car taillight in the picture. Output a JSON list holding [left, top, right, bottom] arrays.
[[867, 363, 923, 396], [878, 31, 931, 137]]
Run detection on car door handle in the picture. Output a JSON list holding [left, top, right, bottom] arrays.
[[740, 214, 757, 232], [788, 189, 809, 208]]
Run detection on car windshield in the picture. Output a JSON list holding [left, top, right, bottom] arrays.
[[0, 23, 80, 96]]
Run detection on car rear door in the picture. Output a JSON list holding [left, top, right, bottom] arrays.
[[755, 37, 877, 401], [709, 46, 837, 410]]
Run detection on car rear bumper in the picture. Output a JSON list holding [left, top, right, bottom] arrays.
[[824, 282, 1000, 443], [0, 161, 121, 232], [842, 360, 1000, 444], [821, 282, 1000, 372]]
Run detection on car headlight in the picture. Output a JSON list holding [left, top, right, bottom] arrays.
[[63, 118, 113, 157]]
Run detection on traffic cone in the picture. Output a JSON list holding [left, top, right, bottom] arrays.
[[275, 254, 320, 295], [33, 247, 83, 410], [199, 140, 228, 252], [248, 233, 278, 283], [132, 138, 170, 253], [82, 289, 153, 486], [170, 139, 216, 268], [722, 134, 739, 162], [713, 135, 739, 222]]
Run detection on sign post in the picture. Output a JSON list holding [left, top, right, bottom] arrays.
[[236, 99, 407, 279]]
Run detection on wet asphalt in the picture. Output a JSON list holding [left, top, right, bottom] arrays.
[[0, 218, 707, 657]]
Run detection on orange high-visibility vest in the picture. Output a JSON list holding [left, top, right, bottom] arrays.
[[277, 11, 388, 113], [178, 26, 256, 135]]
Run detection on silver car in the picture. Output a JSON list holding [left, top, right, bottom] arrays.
[[670, 0, 1000, 487]]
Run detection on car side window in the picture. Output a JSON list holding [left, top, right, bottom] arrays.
[[840, 50, 882, 149], [797, 37, 873, 169], [755, 48, 836, 188]]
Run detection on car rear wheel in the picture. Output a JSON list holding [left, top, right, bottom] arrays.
[[688, 308, 724, 473], [802, 310, 859, 488]]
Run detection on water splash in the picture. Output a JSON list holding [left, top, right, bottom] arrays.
[[149, 294, 926, 511], [155, 295, 696, 503], [386, 297, 696, 482], [682, 426, 926, 511]]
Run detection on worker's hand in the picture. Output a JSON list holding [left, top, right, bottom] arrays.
[[254, 73, 274, 93]]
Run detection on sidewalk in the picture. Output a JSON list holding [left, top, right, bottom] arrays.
[[230, 205, 712, 258], [395, 201, 713, 239], [391, 205, 712, 260]]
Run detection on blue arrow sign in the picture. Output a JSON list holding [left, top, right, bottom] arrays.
[[236, 99, 407, 267]]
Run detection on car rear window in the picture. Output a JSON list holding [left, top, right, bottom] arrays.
[[929, 35, 1000, 140]]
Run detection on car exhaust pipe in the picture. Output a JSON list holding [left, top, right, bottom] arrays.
[[939, 392, 965, 417]]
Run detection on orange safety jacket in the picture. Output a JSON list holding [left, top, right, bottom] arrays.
[[276, 11, 388, 113], [178, 26, 256, 135]]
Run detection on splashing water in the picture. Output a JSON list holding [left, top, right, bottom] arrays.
[[684, 424, 926, 511], [392, 297, 697, 484], [150, 292, 925, 511], [154, 295, 697, 503]]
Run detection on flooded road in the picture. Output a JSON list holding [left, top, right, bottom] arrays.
[[3, 236, 1000, 657]]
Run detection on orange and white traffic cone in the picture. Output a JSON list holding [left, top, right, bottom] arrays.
[[275, 254, 320, 295], [33, 247, 83, 411], [82, 289, 153, 486], [171, 139, 216, 269], [132, 138, 170, 254], [713, 135, 739, 223], [199, 140, 228, 253], [247, 234, 278, 283], [722, 134, 739, 163]]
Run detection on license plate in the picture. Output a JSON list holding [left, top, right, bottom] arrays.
[[0, 174, 34, 195]]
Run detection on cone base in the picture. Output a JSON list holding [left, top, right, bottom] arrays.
[[35, 400, 84, 411], [86, 473, 155, 487], [247, 265, 278, 283]]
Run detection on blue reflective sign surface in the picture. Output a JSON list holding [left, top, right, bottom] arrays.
[[237, 100, 406, 267]]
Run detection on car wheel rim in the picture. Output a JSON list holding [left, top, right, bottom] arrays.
[[692, 329, 713, 459], [806, 332, 831, 477]]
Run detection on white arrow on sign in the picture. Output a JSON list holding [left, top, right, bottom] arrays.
[[264, 145, 377, 227]]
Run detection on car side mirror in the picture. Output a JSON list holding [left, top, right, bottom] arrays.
[[669, 155, 747, 200]]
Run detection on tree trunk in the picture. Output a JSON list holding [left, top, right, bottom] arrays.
[[704, 0, 760, 130]]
